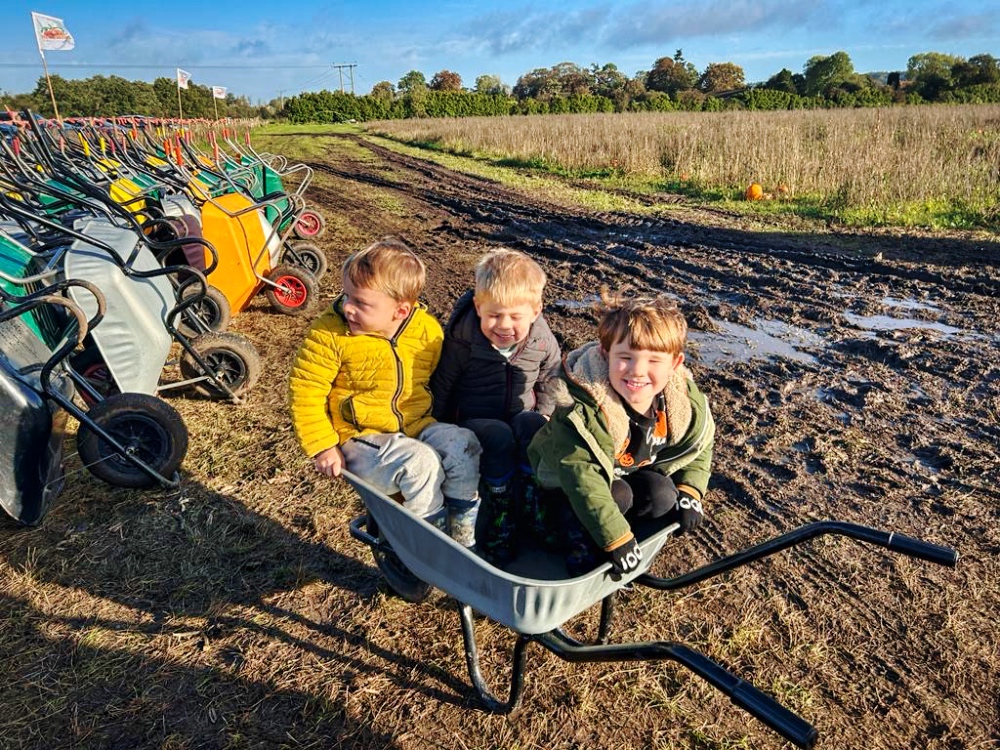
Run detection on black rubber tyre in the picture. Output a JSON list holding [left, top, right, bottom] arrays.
[[265, 264, 318, 316], [176, 284, 232, 337], [367, 514, 432, 603], [69, 346, 120, 405], [293, 208, 327, 240], [179, 332, 262, 399], [283, 242, 328, 280], [76, 392, 189, 489]]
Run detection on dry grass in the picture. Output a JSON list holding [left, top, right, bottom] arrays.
[[365, 106, 1000, 226]]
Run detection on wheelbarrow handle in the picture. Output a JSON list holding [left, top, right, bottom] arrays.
[[638, 521, 958, 592], [668, 644, 817, 748], [884, 530, 959, 567], [730, 677, 818, 749]]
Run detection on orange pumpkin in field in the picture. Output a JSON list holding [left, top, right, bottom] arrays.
[[745, 183, 764, 201]]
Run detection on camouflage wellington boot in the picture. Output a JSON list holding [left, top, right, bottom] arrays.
[[445, 495, 479, 548], [480, 478, 517, 566]]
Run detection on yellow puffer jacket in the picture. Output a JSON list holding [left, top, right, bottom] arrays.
[[289, 296, 442, 457]]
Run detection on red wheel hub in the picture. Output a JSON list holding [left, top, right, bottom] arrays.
[[296, 212, 321, 237], [274, 276, 308, 307]]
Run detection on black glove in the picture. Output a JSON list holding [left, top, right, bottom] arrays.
[[607, 534, 643, 575], [676, 492, 704, 533]]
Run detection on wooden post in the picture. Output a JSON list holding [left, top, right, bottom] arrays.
[[37, 49, 62, 123]]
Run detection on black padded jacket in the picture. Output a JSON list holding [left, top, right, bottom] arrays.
[[430, 290, 562, 423]]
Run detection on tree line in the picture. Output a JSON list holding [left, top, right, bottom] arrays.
[[3, 50, 999, 122], [1, 74, 265, 120]]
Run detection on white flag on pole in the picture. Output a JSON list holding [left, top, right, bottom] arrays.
[[176, 69, 191, 89], [31, 11, 75, 51], [212, 86, 227, 99]]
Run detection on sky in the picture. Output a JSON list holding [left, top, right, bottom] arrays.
[[2, 0, 999, 105]]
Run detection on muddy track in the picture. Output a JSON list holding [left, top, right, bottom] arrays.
[[308, 138, 1000, 299], [301, 134, 999, 747]]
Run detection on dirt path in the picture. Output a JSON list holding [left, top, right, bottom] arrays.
[[1, 132, 997, 749]]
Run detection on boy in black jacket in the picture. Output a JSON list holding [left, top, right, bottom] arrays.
[[431, 249, 562, 565]]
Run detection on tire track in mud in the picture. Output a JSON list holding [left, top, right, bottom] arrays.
[[310, 154, 845, 334]]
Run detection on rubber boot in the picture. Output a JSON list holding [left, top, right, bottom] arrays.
[[423, 506, 448, 534], [522, 476, 558, 546], [480, 478, 517, 566], [445, 495, 479, 548], [559, 504, 598, 577]]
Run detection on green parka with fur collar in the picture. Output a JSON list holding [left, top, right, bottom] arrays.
[[527, 342, 715, 550]]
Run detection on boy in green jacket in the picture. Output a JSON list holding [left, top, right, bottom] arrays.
[[527, 295, 715, 576]]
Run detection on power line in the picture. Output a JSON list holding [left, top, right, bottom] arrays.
[[331, 63, 357, 94]]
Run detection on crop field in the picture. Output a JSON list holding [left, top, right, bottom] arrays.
[[366, 105, 1000, 229]]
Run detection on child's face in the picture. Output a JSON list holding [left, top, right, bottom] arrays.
[[342, 277, 412, 338], [474, 298, 541, 349], [604, 339, 684, 415]]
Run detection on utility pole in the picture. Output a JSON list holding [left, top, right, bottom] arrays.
[[331, 63, 358, 94]]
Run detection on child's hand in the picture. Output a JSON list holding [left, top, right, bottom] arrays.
[[676, 492, 704, 533], [314, 446, 345, 478], [607, 534, 643, 575]]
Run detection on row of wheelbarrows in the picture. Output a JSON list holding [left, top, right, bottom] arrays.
[[0, 112, 328, 526]]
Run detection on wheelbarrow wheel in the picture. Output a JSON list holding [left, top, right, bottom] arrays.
[[179, 332, 262, 399], [283, 242, 328, 280], [293, 209, 326, 240], [76, 393, 189, 489], [177, 284, 232, 337], [69, 346, 120, 406], [265, 264, 319, 317], [367, 513, 433, 603]]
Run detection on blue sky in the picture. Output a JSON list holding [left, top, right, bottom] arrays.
[[2, 0, 998, 104]]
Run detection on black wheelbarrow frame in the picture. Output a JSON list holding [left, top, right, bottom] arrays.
[[342, 469, 958, 749], [0, 279, 188, 521]]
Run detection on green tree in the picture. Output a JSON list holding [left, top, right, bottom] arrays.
[[370, 81, 395, 98], [513, 67, 561, 100], [551, 62, 592, 95], [623, 76, 647, 107], [802, 51, 855, 97], [697, 62, 745, 94], [404, 85, 429, 117], [764, 68, 799, 94], [906, 52, 962, 100], [590, 63, 629, 105], [397, 70, 427, 94], [952, 53, 1000, 88], [429, 70, 462, 91], [1, 90, 42, 113], [474, 75, 508, 96]]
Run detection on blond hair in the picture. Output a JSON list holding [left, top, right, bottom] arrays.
[[474, 249, 546, 307], [342, 237, 425, 303], [597, 293, 687, 355]]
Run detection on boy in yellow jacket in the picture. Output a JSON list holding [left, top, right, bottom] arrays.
[[289, 238, 481, 546]]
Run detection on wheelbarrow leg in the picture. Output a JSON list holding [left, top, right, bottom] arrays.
[[457, 602, 529, 714], [597, 593, 616, 644]]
